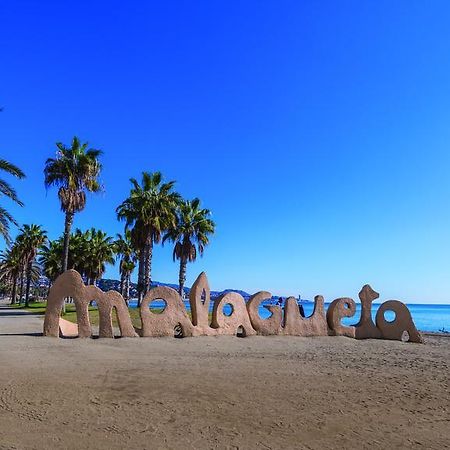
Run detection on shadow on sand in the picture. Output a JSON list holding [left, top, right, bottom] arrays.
[[0, 332, 43, 337]]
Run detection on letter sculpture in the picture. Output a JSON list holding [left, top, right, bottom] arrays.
[[247, 292, 328, 336], [43, 270, 137, 338], [327, 297, 356, 338], [43, 271, 423, 343]]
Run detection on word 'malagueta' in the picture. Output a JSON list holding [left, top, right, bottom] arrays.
[[43, 270, 423, 343]]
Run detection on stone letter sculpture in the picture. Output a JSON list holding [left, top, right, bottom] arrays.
[[282, 295, 328, 337], [247, 291, 283, 335], [189, 272, 213, 334], [247, 293, 328, 336], [43, 271, 422, 343], [375, 300, 423, 343], [43, 270, 137, 338], [354, 285, 382, 339], [326, 297, 356, 338], [140, 286, 195, 337], [211, 292, 256, 336]]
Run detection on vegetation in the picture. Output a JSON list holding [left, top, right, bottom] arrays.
[[44, 137, 102, 272], [0, 158, 25, 243], [0, 244, 23, 304], [117, 171, 181, 305], [0, 142, 216, 321], [164, 198, 215, 296], [39, 228, 115, 285], [15, 224, 47, 306], [0, 224, 46, 305], [114, 231, 136, 303]]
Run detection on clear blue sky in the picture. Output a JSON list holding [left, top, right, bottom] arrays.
[[1, 1, 449, 303]]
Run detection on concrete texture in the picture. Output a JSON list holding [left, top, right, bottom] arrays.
[[282, 295, 328, 336], [58, 317, 78, 337], [247, 291, 283, 335], [211, 292, 257, 336], [42, 271, 422, 344], [43, 270, 137, 338], [376, 300, 423, 343], [355, 285, 383, 339], [189, 272, 215, 334], [140, 286, 194, 337], [326, 297, 357, 338]]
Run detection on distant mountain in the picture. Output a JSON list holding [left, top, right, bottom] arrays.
[[96, 278, 311, 302], [97, 278, 252, 300], [39, 276, 310, 302]]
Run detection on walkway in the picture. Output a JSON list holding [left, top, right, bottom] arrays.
[[0, 297, 43, 336]]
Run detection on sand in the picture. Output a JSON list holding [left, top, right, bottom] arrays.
[[0, 303, 449, 449]]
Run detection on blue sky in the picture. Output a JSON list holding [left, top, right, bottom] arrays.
[[1, 1, 449, 303]]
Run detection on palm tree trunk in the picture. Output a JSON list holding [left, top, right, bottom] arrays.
[[144, 239, 153, 296], [10, 276, 18, 305], [178, 257, 187, 297], [119, 271, 125, 297], [125, 273, 130, 305], [25, 260, 32, 307], [19, 268, 25, 305], [62, 212, 74, 272], [137, 250, 145, 307]]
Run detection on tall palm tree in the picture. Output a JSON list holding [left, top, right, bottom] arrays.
[[16, 224, 47, 306], [0, 159, 25, 243], [117, 171, 180, 304], [44, 137, 102, 273], [163, 198, 215, 296]]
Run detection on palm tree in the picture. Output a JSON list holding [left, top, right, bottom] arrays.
[[0, 159, 25, 243], [163, 198, 215, 296], [16, 224, 47, 306], [68, 229, 89, 275], [117, 171, 180, 304], [0, 244, 23, 304], [44, 137, 102, 273], [41, 229, 115, 286], [115, 232, 136, 302], [84, 228, 116, 285], [39, 240, 63, 284]]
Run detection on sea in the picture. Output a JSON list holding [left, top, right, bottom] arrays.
[[129, 299, 450, 334]]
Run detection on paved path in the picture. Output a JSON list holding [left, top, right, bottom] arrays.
[[0, 297, 43, 336]]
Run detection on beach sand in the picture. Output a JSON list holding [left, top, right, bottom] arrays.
[[0, 309, 449, 449]]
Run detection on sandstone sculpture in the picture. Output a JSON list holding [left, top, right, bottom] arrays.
[[43, 270, 137, 338], [43, 270, 422, 344], [247, 293, 328, 337], [140, 286, 194, 337], [247, 291, 283, 335], [58, 317, 78, 338], [189, 271, 214, 334], [375, 300, 423, 343], [282, 295, 328, 337], [354, 285, 382, 339], [211, 291, 256, 337], [326, 297, 356, 338]]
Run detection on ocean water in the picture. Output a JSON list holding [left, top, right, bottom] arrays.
[[129, 299, 450, 333]]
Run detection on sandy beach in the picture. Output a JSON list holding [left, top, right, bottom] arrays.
[[0, 303, 449, 450]]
